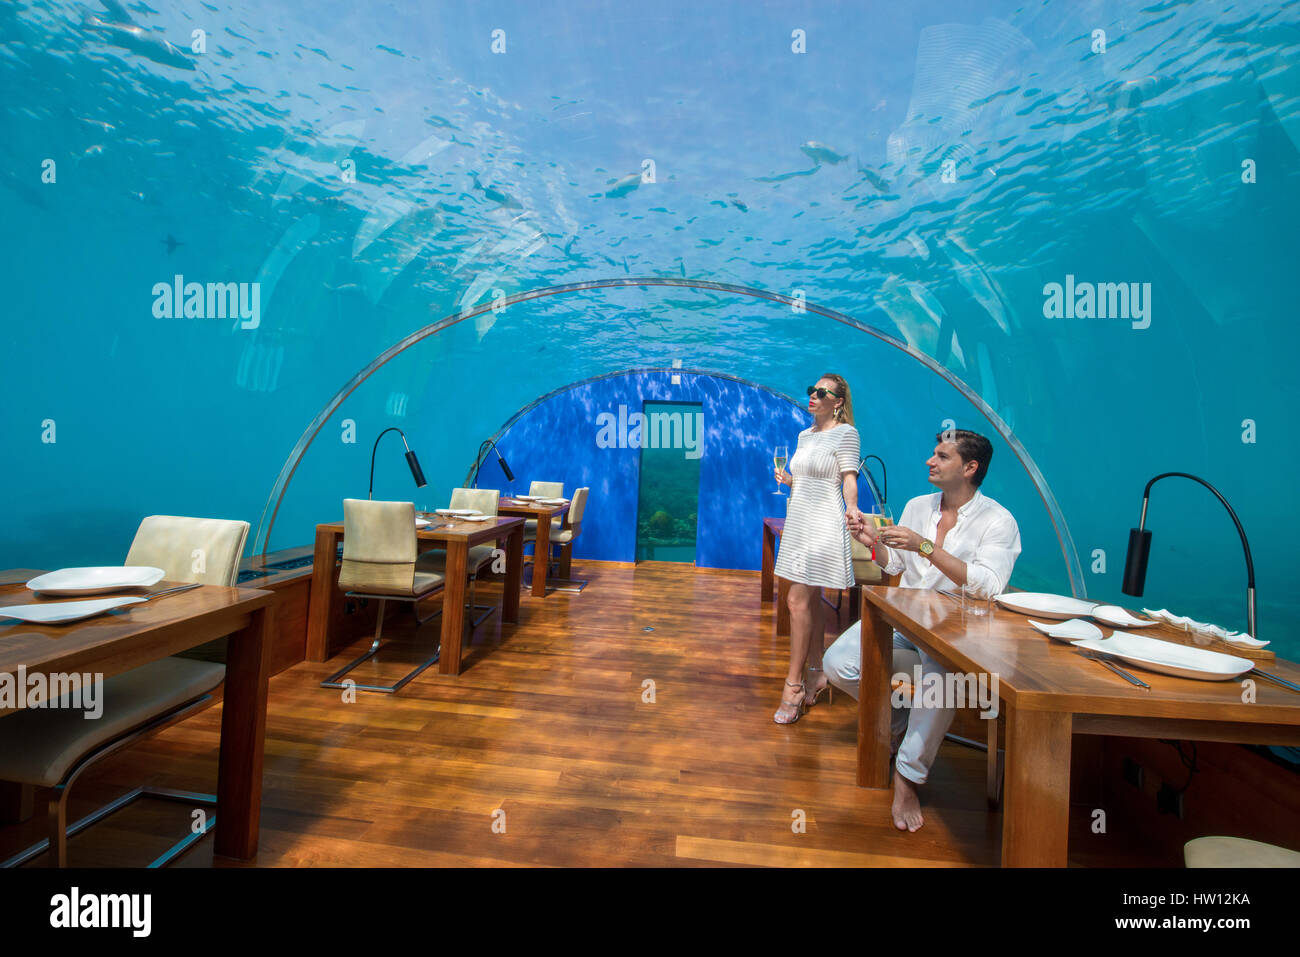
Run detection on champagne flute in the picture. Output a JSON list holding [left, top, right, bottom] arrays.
[[773, 445, 789, 496]]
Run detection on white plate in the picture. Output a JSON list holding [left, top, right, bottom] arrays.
[[994, 592, 1097, 621], [436, 508, 475, 516], [457, 514, 492, 522], [538, 498, 568, 506], [26, 566, 165, 596], [415, 518, 432, 527], [1072, 631, 1254, 681], [1028, 618, 1103, 641], [1091, 605, 1156, 628], [514, 495, 541, 501], [0, 596, 146, 624]]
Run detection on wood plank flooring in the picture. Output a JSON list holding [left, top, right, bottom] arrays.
[[0, 562, 1168, 867]]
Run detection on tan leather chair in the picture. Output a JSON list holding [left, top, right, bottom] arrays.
[[529, 481, 564, 498], [320, 499, 445, 694], [0, 515, 249, 868], [1185, 836, 1300, 867], [524, 487, 589, 593], [415, 488, 499, 634]]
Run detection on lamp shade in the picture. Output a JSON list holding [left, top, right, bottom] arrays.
[[405, 449, 427, 489], [1121, 527, 1152, 597]]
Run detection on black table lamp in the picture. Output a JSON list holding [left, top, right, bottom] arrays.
[[1121, 472, 1256, 638], [470, 438, 514, 488], [368, 427, 427, 499]]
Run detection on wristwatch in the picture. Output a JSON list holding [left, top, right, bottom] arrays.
[[919, 539, 935, 559]]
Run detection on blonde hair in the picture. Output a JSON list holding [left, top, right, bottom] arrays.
[[820, 373, 854, 426]]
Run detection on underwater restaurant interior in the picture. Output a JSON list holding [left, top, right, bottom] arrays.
[[2, 0, 1300, 898]]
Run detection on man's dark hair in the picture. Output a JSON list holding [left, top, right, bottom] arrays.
[[935, 429, 993, 488]]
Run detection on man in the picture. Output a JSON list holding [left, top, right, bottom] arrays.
[[815, 430, 1021, 832]]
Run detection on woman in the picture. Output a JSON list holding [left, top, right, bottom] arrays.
[[771, 373, 862, 723]]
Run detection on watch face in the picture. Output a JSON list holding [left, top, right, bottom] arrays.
[[920, 540, 934, 555]]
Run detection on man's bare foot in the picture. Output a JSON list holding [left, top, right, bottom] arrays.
[[891, 774, 925, 832]]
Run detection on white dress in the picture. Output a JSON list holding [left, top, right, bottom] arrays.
[[772, 423, 859, 590]]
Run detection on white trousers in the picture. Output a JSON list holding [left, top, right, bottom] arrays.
[[822, 621, 957, 785]]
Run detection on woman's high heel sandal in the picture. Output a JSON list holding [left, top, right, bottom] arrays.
[[804, 667, 833, 708], [773, 680, 806, 724]]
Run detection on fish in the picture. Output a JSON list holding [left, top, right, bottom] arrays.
[[83, 0, 196, 71], [604, 172, 642, 198], [161, 234, 183, 255], [800, 141, 849, 164], [851, 161, 890, 194], [729, 198, 748, 212], [472, 174, 523, 208]]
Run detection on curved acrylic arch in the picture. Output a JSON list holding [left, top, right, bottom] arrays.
[[252, 277, 1086, 597]]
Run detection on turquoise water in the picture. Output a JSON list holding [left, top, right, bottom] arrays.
[[3, 1, 1298, 656]]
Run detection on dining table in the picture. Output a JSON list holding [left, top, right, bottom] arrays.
[[497, 496, 571, 597], [856, 584, 1300, 867], [0, 570, 274, 862], [305, 515, 524, 676]]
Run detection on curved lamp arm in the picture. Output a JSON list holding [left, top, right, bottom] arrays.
[[369, 427, 427, 499], [860, 454, 887, 510], [469, 438, 515, 489], [1121, 471, 1255, 637]]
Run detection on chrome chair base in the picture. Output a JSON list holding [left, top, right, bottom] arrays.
[[320, 594, 443, 694], [1, 785, 218, 869]]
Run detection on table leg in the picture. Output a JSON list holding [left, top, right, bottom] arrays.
[[214, 604, 271, 861], [761, 524, 775, 603], [1002, 706, 1072, 867], [502, 526, 522, 624], [532, 513, 553, 597], [439, 541, 468, 674], [305, 526, 342, 662], [776, 577, 790, 635], [856, 593, 893, 790]]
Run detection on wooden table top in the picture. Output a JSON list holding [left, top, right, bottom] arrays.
[[764, 517, 785, 532], [0, 577, 273, 697], [863, 586, 1300, 724], [499, 498, 570, 518], [317, 516, 523, 545]]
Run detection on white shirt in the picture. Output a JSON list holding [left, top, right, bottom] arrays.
[[874, 490, 1021, 599]]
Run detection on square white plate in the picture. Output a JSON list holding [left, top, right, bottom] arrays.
[[1072, 631, 1254, 681], [26, 566, 165, 596], [0, 596, 146, 624]]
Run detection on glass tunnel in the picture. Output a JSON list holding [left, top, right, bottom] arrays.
[[3, 0, 1298, 659]]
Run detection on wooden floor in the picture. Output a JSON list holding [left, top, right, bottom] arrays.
[[1, 562, 1169, 867]]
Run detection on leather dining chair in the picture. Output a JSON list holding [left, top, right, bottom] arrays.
[[0, 515, 249, 868], [523, 487, 590, 593], [319, 499, 445, 694], [415, 488, 500, 637], [528, 481, 564, 498]]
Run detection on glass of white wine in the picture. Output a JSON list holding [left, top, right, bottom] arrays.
[[773, 445, 789, 496]]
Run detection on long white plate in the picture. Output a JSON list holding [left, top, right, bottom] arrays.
[[0, 596, 146, 624], [456, 514, 492, 522], [1072, 631, 1254, 681], [436, 508, 475, 516], [26, 566, 164, 596], [538, 498, 568, 506], [995, 591, 1097, 621]]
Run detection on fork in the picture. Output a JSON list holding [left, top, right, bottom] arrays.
[[1080, 650, 1150, 690]]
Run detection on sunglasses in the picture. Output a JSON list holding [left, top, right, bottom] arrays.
[[806, 386, 839, 399]]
